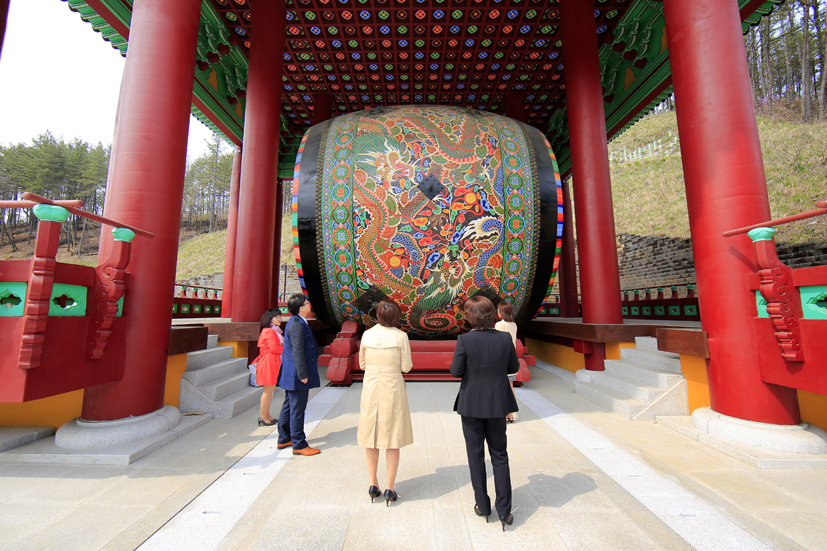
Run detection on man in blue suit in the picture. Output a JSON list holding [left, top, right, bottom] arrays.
[[277, 294, 321, 456]]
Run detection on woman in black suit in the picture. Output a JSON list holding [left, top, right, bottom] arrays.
[[450, 296, 520, 530]]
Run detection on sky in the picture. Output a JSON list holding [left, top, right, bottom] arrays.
[[0, 0, 216, 159]]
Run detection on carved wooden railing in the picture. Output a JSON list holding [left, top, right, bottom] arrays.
[[725, 200, 827, 394], [535, 281, 699, 321], [0, 193, 152, 401]]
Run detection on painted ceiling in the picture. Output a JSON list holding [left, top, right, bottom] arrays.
[[65, 0, 782, 176]]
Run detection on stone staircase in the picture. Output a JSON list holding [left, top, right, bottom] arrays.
[[179, 335, 261, 419], [574, 336, 688, 420]]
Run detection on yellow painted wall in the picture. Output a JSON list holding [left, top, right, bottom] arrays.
[[605, 342, 635, 360], [526, 338, 584, 373], [680, 354, 710, 413], [798, 390, 827, 432], [0, 390, 84, 428], [219, 340, 249, 359], [164, 354, 188, 409]]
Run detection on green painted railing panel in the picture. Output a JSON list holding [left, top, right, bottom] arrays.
[[49, 284, 88, 317], [800, 285, 827, 320], [756, 291, 769, 318], [0, 282, 27, 317]]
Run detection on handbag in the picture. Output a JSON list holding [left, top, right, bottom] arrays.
[[248, 362, 262, 388]]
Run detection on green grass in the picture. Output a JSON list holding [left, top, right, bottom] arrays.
[[607, 111, 827, 245], [175, 215, 294, 281]]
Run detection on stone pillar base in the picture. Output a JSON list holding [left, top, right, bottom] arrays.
[[55, 405, 181, 450], [692, 407, 827, 455]]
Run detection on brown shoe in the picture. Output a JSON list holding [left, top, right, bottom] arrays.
[[277, 442, 292, 450], [292, 446, 321, 456]]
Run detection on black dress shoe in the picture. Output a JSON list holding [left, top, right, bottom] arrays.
[[257, 417, 277, 427], [368, 485, 381, 503], [383, 489, 398, 506], [499, 514, 514, 531], [474, 505, 490, 523]]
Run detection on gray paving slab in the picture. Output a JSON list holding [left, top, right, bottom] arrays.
[[0, 365, 825, 551]]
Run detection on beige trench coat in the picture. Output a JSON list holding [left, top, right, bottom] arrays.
[[356, 325, 414, 449]]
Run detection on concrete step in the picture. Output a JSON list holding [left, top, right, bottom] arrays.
[[634, 336, 661, 352], [182, 357, 248, 387], [574, 381, 647, 420], [186, 346, 234, 370], [620, 348, 682, 374], [215, 386, 263, 419], [207, 334, 219, 349], [588, 370, 666, 404], [604, 359, 685, 389], [0, 427, 54, 453], [198, 371, 252, 403]]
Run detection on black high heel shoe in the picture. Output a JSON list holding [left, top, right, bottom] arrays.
[[383, 489, 398, 506], [368, 486, 381, 503], [474, 505, 490, 523], [257, 417, 277, 427], [499, 514, 514, 531]]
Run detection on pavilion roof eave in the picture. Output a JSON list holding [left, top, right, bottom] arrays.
[[63, 0, 784, 175]]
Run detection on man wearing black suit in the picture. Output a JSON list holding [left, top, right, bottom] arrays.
[[450, 296, 520, 530]]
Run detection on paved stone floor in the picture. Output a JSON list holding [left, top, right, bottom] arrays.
[[1, 365, 826, 551]]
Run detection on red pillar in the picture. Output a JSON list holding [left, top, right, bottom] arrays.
[[82, 0, 202, 421], [664, 0, 800, 424], [231, 0, 286, 322], [312, 93, 333, 125], [221, 146, 242, 317], [506, 93, 527, 123], [0, 0, 9, 61], [271, 181, 284, 306], [560, 0, 623, 370], [559, 177, 579, 318]]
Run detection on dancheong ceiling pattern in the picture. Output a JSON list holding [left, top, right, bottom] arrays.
[[66, 0, 783, 176]]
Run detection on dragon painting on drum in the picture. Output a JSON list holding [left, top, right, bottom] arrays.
[[292, 105, 563, 338]]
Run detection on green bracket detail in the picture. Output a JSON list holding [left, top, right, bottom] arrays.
[[32, 204, 70, 223], [112, 228, 135, 242], [181, 304, 191, 314], [655, 306, 665, 316], [747, 227, 776, 242], [214, 304, 221, 314], [622, 306, 629, 315], [49, 284, 88, 317], [799, 285, 827, 320], [549, 307, 559, 315], [683, 305, 698, 316], [172, 303, 179, 314], [642, 306, 651, 316], [755, 292, 769, 318], [668, 305, 680, 316], [631, 306, 640, 316], [204, 305, 212, 313], [194, 305, 202, 314], [0, 282, 27, 317]]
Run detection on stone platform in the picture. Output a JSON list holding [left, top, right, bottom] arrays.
[[0, 366, 825, 550]]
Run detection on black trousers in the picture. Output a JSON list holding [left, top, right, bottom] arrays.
[[461, 416, 511, 518]]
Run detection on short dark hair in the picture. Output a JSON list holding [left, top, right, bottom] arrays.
[[260, 308, 281, 333], [464, 295, 496, 330], [498, 302, 514, 322], [376, 300, 401, 327], [287, 293, 309, 316]]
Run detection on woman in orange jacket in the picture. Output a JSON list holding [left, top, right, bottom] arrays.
[[253, 308, 284, 426]]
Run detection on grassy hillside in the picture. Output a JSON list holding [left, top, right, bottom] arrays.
[[175, 214, 294, 281], [608, 110, 827, 244]]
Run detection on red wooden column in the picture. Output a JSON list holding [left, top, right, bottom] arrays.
[[271, 180, 285, 306], [82, 0, 202, 421], [232, 0, 286, 322], [664, 0, 800, 424], [221, 146, 242, 317], [0, 0, 9, 61], [559, 177, 580, 318], [560, 0, 623, 370], [312, 93, 333, 125]]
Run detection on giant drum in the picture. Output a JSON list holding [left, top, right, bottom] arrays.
[[292, 106, 562, 338]]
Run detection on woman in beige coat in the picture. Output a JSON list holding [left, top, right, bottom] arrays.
[[357, 300, 413, 506]]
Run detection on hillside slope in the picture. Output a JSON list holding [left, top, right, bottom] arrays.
[[607, 110, 827, 244]]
